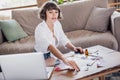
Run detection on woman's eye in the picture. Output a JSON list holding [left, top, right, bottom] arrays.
[[55, 12, 58, 13], [49, 12, 52, 13]]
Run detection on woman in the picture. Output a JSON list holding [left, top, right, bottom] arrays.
[[34, 1, 83, 71]]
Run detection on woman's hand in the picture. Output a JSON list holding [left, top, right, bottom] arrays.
[[66, 43, 84, 54], [74, 47, 84, 54], [62, 58, 80, 72]]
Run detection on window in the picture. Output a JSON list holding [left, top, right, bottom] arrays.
[[0, 0, 37, 18], [0, 0, 36, 9]]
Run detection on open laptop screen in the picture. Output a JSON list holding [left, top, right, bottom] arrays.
[[0, 52, 54, 80]]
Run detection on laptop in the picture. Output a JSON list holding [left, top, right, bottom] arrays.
[[0, 52, 54, 80]]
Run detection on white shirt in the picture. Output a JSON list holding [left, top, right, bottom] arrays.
[[34, 20, 70, 53]]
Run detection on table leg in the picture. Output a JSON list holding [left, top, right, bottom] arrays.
[[99, 76, 105, 80]]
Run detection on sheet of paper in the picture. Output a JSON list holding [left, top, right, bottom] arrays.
[[54, 62, 73, 71]]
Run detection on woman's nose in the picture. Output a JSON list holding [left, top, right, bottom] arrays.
[[52, 13, 55, 16], [53, 13, 57, 16]]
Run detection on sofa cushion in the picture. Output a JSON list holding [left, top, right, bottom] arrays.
[[0, 36, 35, 54], [0, 28, 3, 44], [59, 0, 108, 32], [85, 7, 115, 32], [0, 20, 28, 42], [12, 9, 42, 35], [57, 30, 118, 53]]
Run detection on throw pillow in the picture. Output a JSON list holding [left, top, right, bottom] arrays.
[[0, 20, 28, 42], [85, 6, 115, 32]]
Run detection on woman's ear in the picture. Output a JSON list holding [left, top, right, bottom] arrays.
[[59, 11, 63, 20]]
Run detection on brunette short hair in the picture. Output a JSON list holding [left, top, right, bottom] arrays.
[[38, 1, 62, 20]]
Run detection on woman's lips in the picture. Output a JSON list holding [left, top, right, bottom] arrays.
[[52, 18, 57, 20]]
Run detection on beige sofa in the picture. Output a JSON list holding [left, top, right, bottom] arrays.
[[0, 0, 120, 54]]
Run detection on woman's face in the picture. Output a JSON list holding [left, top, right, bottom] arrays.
[[46, 9, 59, 23]]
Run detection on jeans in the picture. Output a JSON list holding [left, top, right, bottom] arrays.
[[34, 50, 51, 59], [44, 52, 51, 59]]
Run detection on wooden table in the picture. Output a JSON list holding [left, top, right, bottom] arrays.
[[48, 45, 120, 80]]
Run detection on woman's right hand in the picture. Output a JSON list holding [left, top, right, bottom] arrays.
[[62, 58, 80, 72]]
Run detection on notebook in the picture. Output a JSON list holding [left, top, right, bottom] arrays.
[[0, 52, 54, 80]]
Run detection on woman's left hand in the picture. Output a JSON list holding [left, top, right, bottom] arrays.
[[74, 47, 84, 54]]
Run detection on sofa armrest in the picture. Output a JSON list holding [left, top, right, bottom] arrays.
[[0, 28, 4, 44], [111, 11, 120, 51]]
